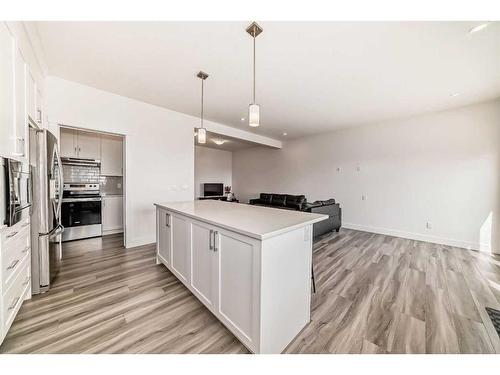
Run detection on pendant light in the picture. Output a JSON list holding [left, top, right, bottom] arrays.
[[196, 71, 209, 144], [246, 22, 263, 127]]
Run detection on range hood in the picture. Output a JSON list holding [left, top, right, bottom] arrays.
[[60, 157, 101, 167]]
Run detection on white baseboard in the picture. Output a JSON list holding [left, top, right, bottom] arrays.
[[342, 222, 488, 252], [102, 228, 124, 236], [125, 236, 155, 249]]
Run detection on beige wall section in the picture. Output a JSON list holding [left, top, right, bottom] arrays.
[[194, 146, 232, 198], [233, 99, 500, 253]]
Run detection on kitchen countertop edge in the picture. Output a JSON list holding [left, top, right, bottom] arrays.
[[154, 201, 327, 241]]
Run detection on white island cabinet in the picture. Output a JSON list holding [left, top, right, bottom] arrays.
[[154, 200, 327, 354]]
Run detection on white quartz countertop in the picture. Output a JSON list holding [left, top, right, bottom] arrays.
[[154, 200, 328, 240]]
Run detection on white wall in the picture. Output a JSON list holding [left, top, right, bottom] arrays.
[[233, 99, 500, 253], [194, 146, 232, 198], [46, 77, 281, 248], [46, 77, 198, 248]]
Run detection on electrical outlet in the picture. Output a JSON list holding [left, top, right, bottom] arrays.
[[426, 221, 432, 229]]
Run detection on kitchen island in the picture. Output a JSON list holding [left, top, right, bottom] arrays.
[[154, 200, 327, 354]]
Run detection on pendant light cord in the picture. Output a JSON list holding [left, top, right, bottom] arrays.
[[253, 35, 256, 104], [201, 78, 204, 127]]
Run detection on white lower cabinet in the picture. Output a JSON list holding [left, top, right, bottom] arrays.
[[155, 206, 261, 352], [156, 209, 171, 266], [216, 229, 259, 345], [191, 222, 217, 309], [102, 196, 123, 234], [170, 214, 190, 282], [0, 217, 31, 346]]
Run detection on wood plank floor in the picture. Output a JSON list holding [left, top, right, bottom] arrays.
[[1, 229, 500, 354]]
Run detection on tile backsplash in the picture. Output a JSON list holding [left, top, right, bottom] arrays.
[[62, 164, 100, 183], [100, 176, 123, 195]]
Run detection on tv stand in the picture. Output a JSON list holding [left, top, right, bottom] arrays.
[[198, 196, 239, 203]]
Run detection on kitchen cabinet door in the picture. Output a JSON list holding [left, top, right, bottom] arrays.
[[100, 134, 123, 176], [216, 229, 259, 344], [170, 214, 190, 283], [191, 221, 217, 309], [157, 209, 171, 266], [0, 23, 15, 158], [26, 69, 36, 123], [102, 196, 123, 233], [76, 131, 100, 159], [60, 128, 77, 158], [14, 44, 27, 162], [35, 87, 43, 127]]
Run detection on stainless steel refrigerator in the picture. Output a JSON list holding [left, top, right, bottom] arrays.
[[29, 124, 64, 294]]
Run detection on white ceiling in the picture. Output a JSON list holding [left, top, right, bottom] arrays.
[[35, 21, 500, 139]]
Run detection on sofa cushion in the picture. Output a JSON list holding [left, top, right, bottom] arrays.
[[271, 194, 287, 207], [285, 194, 306, 210], [260, 193, 273, 205], [306, 201, 323, 209]]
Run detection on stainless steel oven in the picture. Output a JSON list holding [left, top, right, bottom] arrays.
[[61, 183, 102, 241], [1, 158, 32, 227]]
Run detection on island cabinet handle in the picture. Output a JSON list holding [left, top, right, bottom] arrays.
[[213, 231, 218, 252], [209, 230, 213, 250], [165, 213, 170, 228]]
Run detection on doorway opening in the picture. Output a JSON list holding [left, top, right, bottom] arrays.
[[58, 125, 126, 254]]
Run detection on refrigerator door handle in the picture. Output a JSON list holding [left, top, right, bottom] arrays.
[[52, 142, 64, 220], [42, 222, 64, 238]]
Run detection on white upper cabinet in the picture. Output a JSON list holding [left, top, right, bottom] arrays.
[[0, 23, 15, 158], [35, 88, 43, 127], [100, 134, 123, 176], [0, 23, 42, 161], [60, 128, 78, 158], [60, 128, 101, 159], [13, 42, 27, 162], [26, 69, 36, 123], [76, 131, 101, 159]]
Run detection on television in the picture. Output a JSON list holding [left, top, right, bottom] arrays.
[[203, 183, 224, 197]]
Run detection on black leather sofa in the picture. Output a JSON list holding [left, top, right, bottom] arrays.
[[249, 193, 341, 238]]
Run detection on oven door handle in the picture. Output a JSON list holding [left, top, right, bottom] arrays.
[[62, 198, 102, 202]]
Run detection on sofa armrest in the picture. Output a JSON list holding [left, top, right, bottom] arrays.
[[308, 203, 340, 217], [249, 199, 262, 205]]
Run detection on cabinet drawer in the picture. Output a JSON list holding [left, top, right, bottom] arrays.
[[2, 256, 30, 333], [0, 219, 30, 246], [2, 224, 30, 291]]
